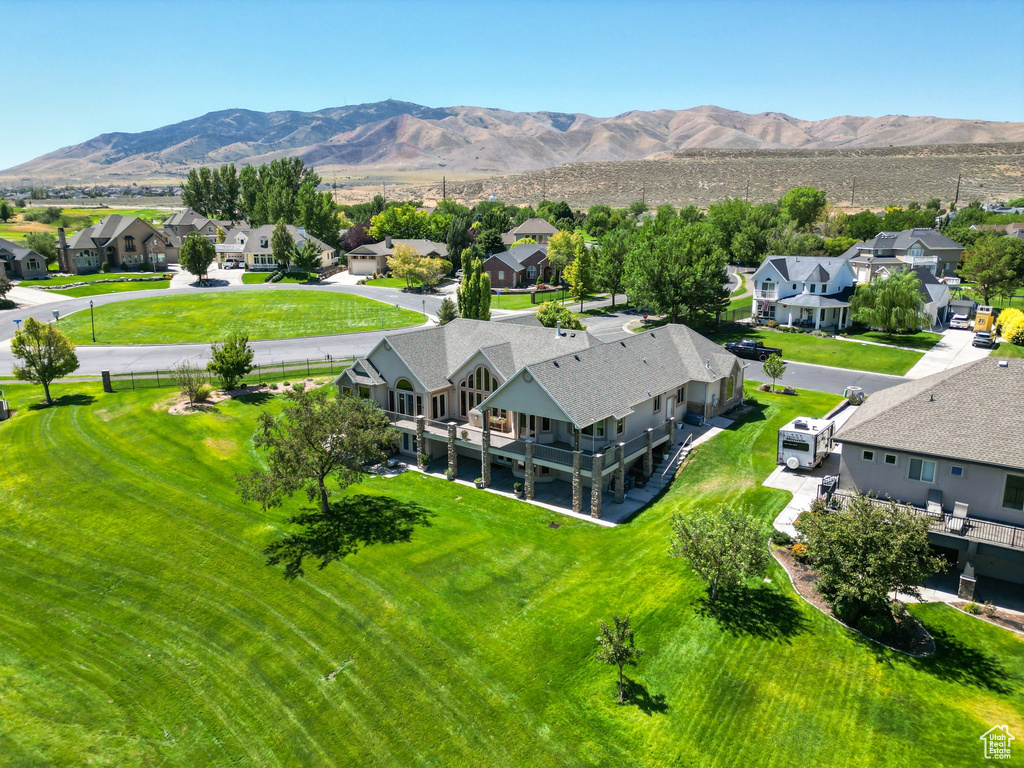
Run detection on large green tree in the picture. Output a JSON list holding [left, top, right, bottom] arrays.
[[456, 256, 491, 320], [24, 232, 58, 266], [237, 386, 398, 517], [669, 507, 769, 601], [546, 229, 584, 284], [563, 242, 595, 311], [779, 186, 827, 230], [959, 235, 1021, 305], [594, 226, 630, 307], [624, 215, 728, 326], [11, 316, 80, 405], [271, 220, 295, 270], [850, 270, 929, 335], [179, 232, 216, 282]]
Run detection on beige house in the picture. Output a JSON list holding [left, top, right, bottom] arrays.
[[215, 224, 336, 270], [501, 217, 558, 246], [346, 235, 447, 276], [162, 208, 235, 243], [58, 215, 172, 274], [0, 237, 48, 279], [336, 317, 743, 518], [842, 228, 964, 280]]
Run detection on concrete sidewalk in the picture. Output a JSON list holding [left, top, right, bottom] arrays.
[[5, 285, 74, 307], [904, 328, 991, 379]]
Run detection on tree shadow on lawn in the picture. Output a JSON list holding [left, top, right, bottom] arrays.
[[622, 677, 669, 715], [28, 393, 96, 410], [234, 390, 274, 406], [859, 625, 1013, 695], [264, 495, 435, 580], [696, 583, 808, 642], [724, 398, 769, 427]]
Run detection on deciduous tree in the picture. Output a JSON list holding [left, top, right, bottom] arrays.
[[237, 386, 398, 516], [959, 235, 1021, 305], [762, 353, 786, 393], [563, 242, 594, 310], [669, 507, 769, 601], [546, 229, 584, 284], [291, 239, 324, 276], [595, 614, 644, 705], [270, 220, 294, 270], [779, 186, 827, 230], [207, 332, 254, 391], [850, 270, 929, 335], [0, 275, 12, 300], [11, 316, 80, 405], [173, 361, 209, 407], [594, 226, 630, 307], [178, 232, 215, 283]]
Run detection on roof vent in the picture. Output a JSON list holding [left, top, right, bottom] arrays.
[[574, 355, 580, 361], [620, 341, 626, 347], [998, 359, 1009, 368], [794, 420, 808, 430], [929, 394, 935, 402]]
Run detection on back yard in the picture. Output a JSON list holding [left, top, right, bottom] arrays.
[[0, 382, 1019, 766]]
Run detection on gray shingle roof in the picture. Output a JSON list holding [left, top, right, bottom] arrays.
[[835, 359, 1024, 471], [848, 228, 964, 255], [778, 286, 855, 308], [67, 214, 141, 249], [346, 239, 447, 258], [911, 267, 949, 304], [507, 218, 557, 236], [509, 324, 739, 426], [221, 224, 331, 255], [0, 237, 40, 262], [381, 318, 596, 391], [766, 256, 850, 283]]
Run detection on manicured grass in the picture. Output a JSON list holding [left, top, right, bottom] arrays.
[[58, 290, 425, 344], [241, 273, 313, 285], [730, 272, 747, 297], [842, 328, 944, 351], [363, 277, 409, 289], [727, 295, 753, 313], [491, 289, 562, 309], [992, 342, 1024, 359], [50, 280, 171, 298], [705, 325, 923, 375], [0, 382, 1019, 766], [20, 272, 167, 287]]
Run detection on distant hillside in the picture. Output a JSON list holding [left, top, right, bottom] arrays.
[[4, 100, 1024, 183]]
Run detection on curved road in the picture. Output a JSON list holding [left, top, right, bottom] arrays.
[[0, 279, 903, 396]]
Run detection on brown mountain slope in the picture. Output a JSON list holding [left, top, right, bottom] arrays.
[[4, 100, 1024, 183]]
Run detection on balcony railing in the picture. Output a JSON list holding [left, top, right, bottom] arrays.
[[824, 490, 1024, 552], [754, 290, 778, 300]]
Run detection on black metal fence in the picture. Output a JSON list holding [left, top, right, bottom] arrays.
[[106, 357, 355, 391]]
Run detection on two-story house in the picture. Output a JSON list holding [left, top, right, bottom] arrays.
[[501, 217, 558, 246], [336, 317, 743, 518], [215, 224, 336, 270], [482, 243, 552, 288], [0, 237, 48, 280], [833, 358, 1024, 586], [58, 215, 172, 274], [750, 256, 857, 330], [842, 228, 964, 280], [346, 235, 447, 276], [162, 208, 235, 243]]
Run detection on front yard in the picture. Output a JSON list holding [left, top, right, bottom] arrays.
[[0, 382, 1019, 766]]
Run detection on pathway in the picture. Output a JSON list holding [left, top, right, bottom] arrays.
[[903, 327, 992, 379]]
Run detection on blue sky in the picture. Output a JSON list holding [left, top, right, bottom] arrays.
[[2, 0, 1022, 170]]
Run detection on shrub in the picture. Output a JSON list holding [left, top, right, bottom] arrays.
[[770, 529, 793, 546], [23, 206, 62, 224], [513, 482, 523, 494], [99, 261, 110, 273], [766, 319, 779, 328], [195, 383, 213, 403], [418, 452, 429, 466], [982, 601, 997, 617], [791, 542, 808, 560], [963, 601, 981, 615], [445, 469, 454, 480], [855, 613, 889, 640], [996, 307, 1024, 345]]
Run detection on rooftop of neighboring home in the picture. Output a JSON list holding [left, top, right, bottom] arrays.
[[755, 255, 854, 283], [218, 224, 331, 255], [0, 236, 41, 262], [910, 266, 950, 304], [970, 222, 1024, 234], [501, 217, 558, 244], [347, 237, 447, 258], [843, 228, 964, 260], [835, 358, 1024, 471], [484, 242, 548, 270], [66, 214, 158, 249]]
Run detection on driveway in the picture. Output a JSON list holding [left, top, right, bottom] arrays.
[[903, 328, 992, 379]]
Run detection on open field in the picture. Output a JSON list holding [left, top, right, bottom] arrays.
[[58, 290, 424, 344], [0, 382, 1019, 766], [0, 207, 171, 243], [702, 325, 923, 375]]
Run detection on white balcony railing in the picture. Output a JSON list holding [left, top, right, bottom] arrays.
[[754, 290, 778, 300]]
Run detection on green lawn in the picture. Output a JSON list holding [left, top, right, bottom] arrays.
[[491, 289, 563, 310], [730, 272, 747, 298], [705, 325, 924, 375], [842, 328, 944, 351], [50, 280, 172, 298], [58, 290, 425, 344], [241, 273, 313, 285], [20, 272, 168, 287], [363, 277, 410, 289], [0, 382, 1019, 766], [992, 342, 1024, 359]]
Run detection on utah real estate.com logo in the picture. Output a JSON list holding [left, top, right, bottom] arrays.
[[980, 725, 1014, 760]]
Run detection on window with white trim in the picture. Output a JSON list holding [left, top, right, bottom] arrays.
[[908, 458, 935, 483], [884, 454, 897, 465], [949, 465, 964, 478], [653, 394, 661, 413], [862, 450, 874, 461]]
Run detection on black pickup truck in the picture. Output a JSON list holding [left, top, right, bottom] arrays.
[[724, 339, 783, 361]]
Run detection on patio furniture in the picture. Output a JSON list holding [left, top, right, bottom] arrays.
[[948, 501, 969, 533], [926, 488, 943, 516]]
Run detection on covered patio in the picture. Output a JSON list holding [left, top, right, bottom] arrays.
[[777, 288, 854, 331]]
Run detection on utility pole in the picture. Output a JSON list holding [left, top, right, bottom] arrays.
[[382, 181, 386, 204], [745, 181, 749, 202], [953, 173, 962, 210], [851, 177, 856, 207], [641, 182, 646, 205], [442, 176, 446, 200]]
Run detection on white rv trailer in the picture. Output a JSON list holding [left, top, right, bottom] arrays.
[[777, 416, 834, 470]]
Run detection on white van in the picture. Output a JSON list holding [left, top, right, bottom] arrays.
[[778, 417, 834, 470]]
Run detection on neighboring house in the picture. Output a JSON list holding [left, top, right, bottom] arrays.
[[0, 237, 48, 279], [482, 243, 551, 288], [750, 255, 857, 330], [501, 217, 558, 246], [911, 266, 952, 326], [215, 224, 336, 270], [834, 358, 1024, 585], [162, 208, 234, 243], [843, 228, 964, 279], [970, 222, 1024, 239], [336, 318, 744, 518], [58, 215, 172, 274], [346, 235, 447, 276]]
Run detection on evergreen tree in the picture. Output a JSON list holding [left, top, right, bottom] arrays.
[[271, 220, 295, 270], [437, 297, 458, 326], [456, 257, 491, 320], [446, 214, 470, 270]]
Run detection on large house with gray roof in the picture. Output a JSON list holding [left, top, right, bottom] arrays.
[[750, 255, 857, 329], [215, 224, 336, 270], [842, 228, 964, 280], [336, 318, 743, 518], [58, 215, 172, 274], [834, 358, 1024, 585], [0, 237, 47, 280], [482, 243, 551, 288], [163, 208, 235, 243], [346, 235, 447, 276], [501, 217, 558, 246]]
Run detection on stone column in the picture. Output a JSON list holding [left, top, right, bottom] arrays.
[[524, 439, 535, 500], [572, 451, 583, 515], [644, 428, 654, 478], [668, 415, 676, 445], [415, 416, 427, 469], [614, 442, 626, 504], [590, 453, 604, 519], [447, 422, 458, 479], [481, 415, 493, 487]]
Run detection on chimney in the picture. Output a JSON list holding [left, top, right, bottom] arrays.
[[385, 234, 392, 249], [57, 227, 69, 273], [57, 227, 67, 250]]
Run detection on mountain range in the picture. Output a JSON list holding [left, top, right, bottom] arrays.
[[5, 99, 1024, 182]]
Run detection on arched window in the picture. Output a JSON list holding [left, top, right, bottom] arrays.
[[459, 365, 500, 418], [124, 236, 136, 252], [393, 379, 417, 416]]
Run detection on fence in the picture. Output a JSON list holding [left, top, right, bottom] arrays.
[[106, 356, 355, 391]]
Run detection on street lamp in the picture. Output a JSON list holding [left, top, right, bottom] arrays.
[[89, 300, 96, 342]]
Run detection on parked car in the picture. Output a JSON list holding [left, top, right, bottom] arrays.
[[724, 338, 783, 361], [455, 269, 464, 280], [972, 331, 994, 348], [949, 313, 970, 329], [222, 258, 242, 269]]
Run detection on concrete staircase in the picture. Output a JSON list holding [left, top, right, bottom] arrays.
[[640, 433, 694, 495]]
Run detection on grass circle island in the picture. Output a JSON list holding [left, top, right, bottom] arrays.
[[59, 290, 426, 344]]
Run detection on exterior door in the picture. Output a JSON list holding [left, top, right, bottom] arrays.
[[666, 397, 675, 419], [397, 391, 415, 416]]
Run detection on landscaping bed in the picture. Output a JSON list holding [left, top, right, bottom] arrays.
[[951, 601, 1024, 635]]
